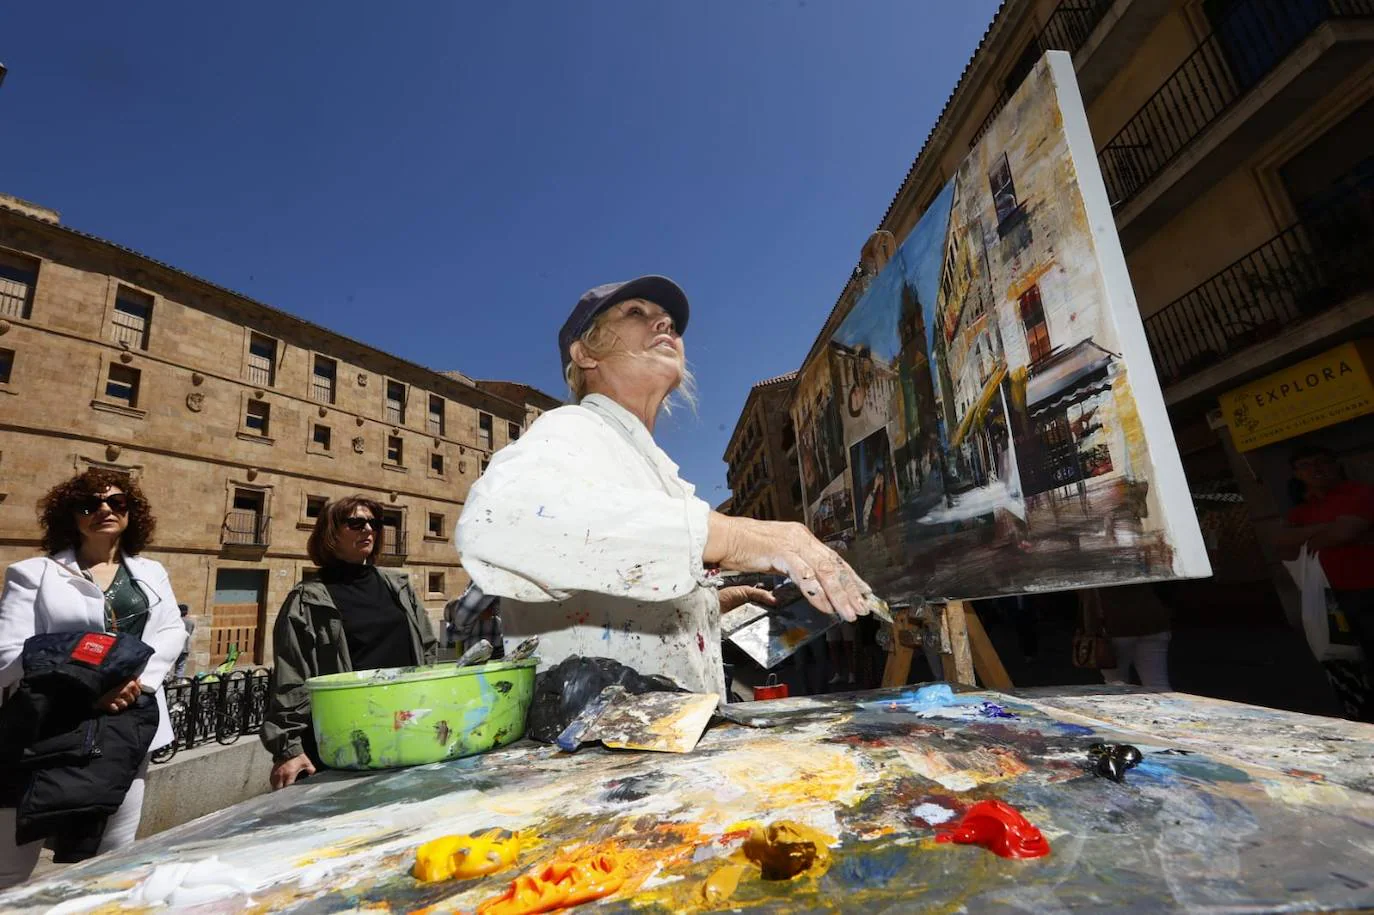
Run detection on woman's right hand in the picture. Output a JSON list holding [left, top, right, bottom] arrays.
[[270, 753, 317, 790], [94, 678, 142, 714], [704, 513, 874, 622]]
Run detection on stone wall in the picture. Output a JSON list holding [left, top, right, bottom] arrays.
[[0, 205, 543, 672]]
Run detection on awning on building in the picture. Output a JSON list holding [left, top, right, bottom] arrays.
[[951, 364, 1008, 448], [1027, 339, 1117, 418]]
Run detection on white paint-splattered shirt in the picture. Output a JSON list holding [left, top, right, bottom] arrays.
[[456, 394, 725, 697]]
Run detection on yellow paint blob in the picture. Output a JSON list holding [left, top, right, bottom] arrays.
[[412, 829, 522, 883], [699, 862, 749, 905]]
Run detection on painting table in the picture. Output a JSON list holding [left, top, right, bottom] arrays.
[[4, 685, 1373, 913]]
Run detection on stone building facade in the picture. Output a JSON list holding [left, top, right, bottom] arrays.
[[723, 372, 802, 522], [0, 195, 558, 673]]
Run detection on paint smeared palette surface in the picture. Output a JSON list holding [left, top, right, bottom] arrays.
[[4, 687, 1373, 913]]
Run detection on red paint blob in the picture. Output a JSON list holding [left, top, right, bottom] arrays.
[[697, 633, 706, 652], [935, 800, 1050, 859]]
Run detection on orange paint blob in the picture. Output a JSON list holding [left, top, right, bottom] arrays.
[[413, 829, 522, 882], [476, 847, 629, 915], [935, 800, 1050, 859]]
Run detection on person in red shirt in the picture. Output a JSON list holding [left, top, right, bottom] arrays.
[[1276, 445, 1374, 720]]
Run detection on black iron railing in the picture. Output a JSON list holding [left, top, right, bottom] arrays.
[[970, 89, 1012, 151], [152, 667, 272, 764], [223, 510, 270, 547], [1098, 0, 1373, 209], [1144, 193, 1374, 387], [969, 0, 1119, 149], [1039, 0, 1118, 54]]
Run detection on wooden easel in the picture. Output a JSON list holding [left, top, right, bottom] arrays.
[[880, 600, 1012, 690]]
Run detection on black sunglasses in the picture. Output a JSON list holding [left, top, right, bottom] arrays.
[[344, 517, 383, 532], [76, 494, 130, 516]]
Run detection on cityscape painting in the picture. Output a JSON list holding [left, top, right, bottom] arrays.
[[797, 51, 1210, 601]]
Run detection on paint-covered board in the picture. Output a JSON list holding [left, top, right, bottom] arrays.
[[588, 690, 720, 753], [794, 50, 1210, 600], [6, 688, 1372, 913], [727, 595, 837, 668]]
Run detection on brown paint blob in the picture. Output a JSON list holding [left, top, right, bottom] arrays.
[[742, 821, 834, 880]]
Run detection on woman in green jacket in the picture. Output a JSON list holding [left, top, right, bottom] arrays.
[[261, 495, 437, 789]]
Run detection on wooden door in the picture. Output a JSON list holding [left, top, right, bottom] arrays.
[[211, 568, 267, 667]]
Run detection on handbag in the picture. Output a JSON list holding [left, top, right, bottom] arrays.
[[1072, 591, 1116, 669]]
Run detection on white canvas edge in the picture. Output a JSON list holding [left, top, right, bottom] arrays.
[[1046, 49, 1213, 580]]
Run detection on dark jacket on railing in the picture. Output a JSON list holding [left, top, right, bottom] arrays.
[[260, 569, 438, 764]]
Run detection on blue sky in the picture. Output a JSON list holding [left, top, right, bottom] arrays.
[[834, 179, 954, 365], [0, 1, 999, 504]]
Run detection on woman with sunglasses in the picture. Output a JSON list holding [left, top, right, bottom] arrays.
[[261, 495, 438, 789], [0, 469, 186, 887]]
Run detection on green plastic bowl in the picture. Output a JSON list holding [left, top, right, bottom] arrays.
[[305, 659, 537, 770]]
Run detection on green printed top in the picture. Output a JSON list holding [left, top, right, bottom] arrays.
[[88, 562, 151, 639]]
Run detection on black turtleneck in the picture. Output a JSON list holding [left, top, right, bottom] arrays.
[[320, 561, 415, 671]]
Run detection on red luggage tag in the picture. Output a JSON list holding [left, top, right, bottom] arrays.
[[71, 632, 116, 667]]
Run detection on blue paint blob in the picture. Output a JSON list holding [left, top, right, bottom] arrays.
[[829, 844, 908, 888], [1132, 759, 1175, 783], [1054, 723, 1096, 737], [885, 683, 956, 711], [978, 702, 1016, 719], [1158, 755, 1252, 784]]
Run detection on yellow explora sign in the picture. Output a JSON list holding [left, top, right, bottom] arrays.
[[1220, 340, 1374, 452]]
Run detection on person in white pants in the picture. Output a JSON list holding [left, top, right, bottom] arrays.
[[1098, 583, 1174, 690], [0, 470, 185, 889], [0, 763, 148, 888]]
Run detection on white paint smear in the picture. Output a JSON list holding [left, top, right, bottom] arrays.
[[912, 803, 957, 825]]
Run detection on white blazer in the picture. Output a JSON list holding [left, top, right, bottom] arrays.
[[0, 550, 187, 750]]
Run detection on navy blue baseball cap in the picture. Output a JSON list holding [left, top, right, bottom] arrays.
[[559, 275, 690, 374]]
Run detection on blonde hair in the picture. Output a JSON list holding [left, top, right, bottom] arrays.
[[565, 307, 697, 414]]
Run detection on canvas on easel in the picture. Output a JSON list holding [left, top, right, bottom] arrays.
[[796, 51, 1210, 603]]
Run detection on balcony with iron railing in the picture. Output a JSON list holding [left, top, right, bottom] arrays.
[[1039, 0, 1120, 55], [1098, 0, 1374, 239], [222, 510, 271, 548], [309, 379, 334, 404], [969, 0, 1119, 149], [1143, 186, 1374, 391]]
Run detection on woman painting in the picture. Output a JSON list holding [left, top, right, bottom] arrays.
[[456, 275, 876, 697], [261, 496, 438, 789], [0, 470, 186, 887]]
